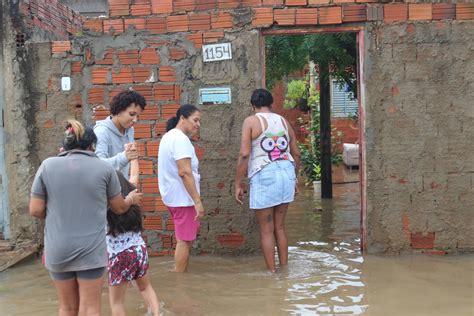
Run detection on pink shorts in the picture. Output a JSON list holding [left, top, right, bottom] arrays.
[[168, 206, 200, 241]]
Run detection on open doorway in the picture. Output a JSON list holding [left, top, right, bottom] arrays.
[[262, 29, 366, 251]]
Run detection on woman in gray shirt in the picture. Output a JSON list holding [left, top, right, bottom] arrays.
[[30, 119, 143, 315]]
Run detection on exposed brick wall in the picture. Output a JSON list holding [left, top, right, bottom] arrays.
[[14, 0, 474, 255], [19, 0, 83, 39]]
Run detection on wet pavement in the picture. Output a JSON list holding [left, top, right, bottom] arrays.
[[1, 167, 473, 315]]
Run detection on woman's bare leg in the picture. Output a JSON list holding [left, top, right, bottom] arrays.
[[52, 278, 79, 316], [273, 203, 289, 266], [135, 275, 160, 316], [255, 207, 276, 272]]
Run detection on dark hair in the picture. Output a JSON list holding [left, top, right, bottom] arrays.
[[110, 90, 146, 115], [107, 172, 143, 237], [63, 119, 97, 151], [166, 104, 200, 132], [251, 88, 273, 108]]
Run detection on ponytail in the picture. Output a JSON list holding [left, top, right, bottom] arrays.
[[63, 119, 97, 151], [166, 116, 179, 132], [165, 104, 199, 132]]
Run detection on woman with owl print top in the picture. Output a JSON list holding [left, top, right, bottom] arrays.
[[234, 88, 301, 273]]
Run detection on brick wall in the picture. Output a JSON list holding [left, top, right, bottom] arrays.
[[11, 0, 474, 254]]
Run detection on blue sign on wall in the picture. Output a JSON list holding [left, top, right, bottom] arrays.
[[199, 87, 232, 105]]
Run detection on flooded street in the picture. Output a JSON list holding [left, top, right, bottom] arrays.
[[1, 169, 473, 315]]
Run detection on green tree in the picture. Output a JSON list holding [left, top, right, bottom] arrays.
[[265, 33, 357, 198]]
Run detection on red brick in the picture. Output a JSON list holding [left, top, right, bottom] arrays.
[[147, 140, 160, 156], [142, 196, 157, 212], [130, 4, 151, 16], [139, 48, 160, 64], [194, 145, 205, 160], [88, 87, 105, 104], [384, 4, 408, 22], [216, 233, 245, 248], [51, 41, 71, 54], [308, 0, 329, 4], [133, 67, 152, 83], [133, 85, 153, 103], [137, 141, 146, 156], [145, 39, 170, 48], [154, 84, 177, 101], [285, 0, 306, 5], [109, 4, 130, 17], [411, 232, 435, 249], [296, 8, 317, 25], [155, 122, 167, 137], [104, 19, 124, 34], [189, 13, 211, 31], [161, 103, 180, 119], [146, 17, 166, 34], [43, 119, 54, 128], [112, 67, 133, 84], [159, 66, 177, 82], [83, 19, 103, 33], [203, 31, 225, 43], [96, 49, 114, 65], [138, 159, 154, 175], [93, 106, 109, 121], [167, 15, 189, 32], [91, 68, 109, 84], [211, 12, 233, 29], [319, 7, 342, 25], [187, 32, 204, 49], [334, 0, 354, 3], [456, 4, 474, 20], [125, 18, 146, 30], [242, 0, 262, 7], [196, 0, 216, 11], [423, 250, 447, 256], [151, 0, 172, 14], [409, 4, 432, 21], [174, 0, 195, 12], [156, 197, 167, 211], [71, 61, 82, 75], [118, 49, 139, 64], [134, 123, 152, 139], [432, 4, 455, 20], [263, 0, 283, 5], [169, 48, 187, 60], [143, 215, 162, 230], [343, 5, 367, 23], [217, 0, 240, 9], [140, 106, 159, 120], [164, 219, 175, 231], [252, 8, 273, 27], [274, 8, 296, 26]]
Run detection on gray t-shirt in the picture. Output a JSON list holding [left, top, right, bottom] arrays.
[[31, 150, 121, 272]]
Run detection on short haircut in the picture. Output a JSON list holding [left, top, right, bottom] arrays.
[[251, 89, 273, 108], [110, 90, 146, 115]]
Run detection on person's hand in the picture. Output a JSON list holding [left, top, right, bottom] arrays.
[[126, 189, 143, 206], [235, 185, 245, 205], [124, 143, 138, 161], [194, 201, 205, 220]]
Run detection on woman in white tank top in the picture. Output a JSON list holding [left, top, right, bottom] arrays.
[[234, 89, 301, 273]]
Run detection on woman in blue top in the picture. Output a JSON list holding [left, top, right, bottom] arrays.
[[94, 90, 146, 177], [234, 89, 301, 273]]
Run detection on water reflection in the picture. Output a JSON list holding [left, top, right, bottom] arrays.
[[1, 178, 473, 315]]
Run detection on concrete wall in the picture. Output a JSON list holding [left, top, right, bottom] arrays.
[[6, 1, 474, 254], [364, 21, 474, 253]]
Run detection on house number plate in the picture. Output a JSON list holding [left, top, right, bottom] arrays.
[[202, 43, 232, 62]]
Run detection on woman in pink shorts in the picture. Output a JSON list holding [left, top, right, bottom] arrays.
[[158, 104, 204, 272]]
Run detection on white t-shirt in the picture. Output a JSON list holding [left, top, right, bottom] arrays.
[[158, 128, 200, 207]]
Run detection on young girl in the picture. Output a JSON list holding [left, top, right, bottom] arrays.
[[106, 158, 160, 315]]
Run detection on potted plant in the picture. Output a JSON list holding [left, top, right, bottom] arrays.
[[312, 163, 322, 195]]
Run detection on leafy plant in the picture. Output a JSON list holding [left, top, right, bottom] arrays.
[[283, 80, 307, 110], [298, 143, 321, 185]]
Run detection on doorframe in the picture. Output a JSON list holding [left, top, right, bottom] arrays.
[[0, 55, 10, 240], [259, 26, 367, 252]]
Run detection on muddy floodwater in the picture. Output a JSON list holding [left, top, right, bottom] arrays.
[[1, 170, 473, 315]]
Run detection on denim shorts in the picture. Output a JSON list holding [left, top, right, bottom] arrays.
[[249, 160, 296, 209]]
